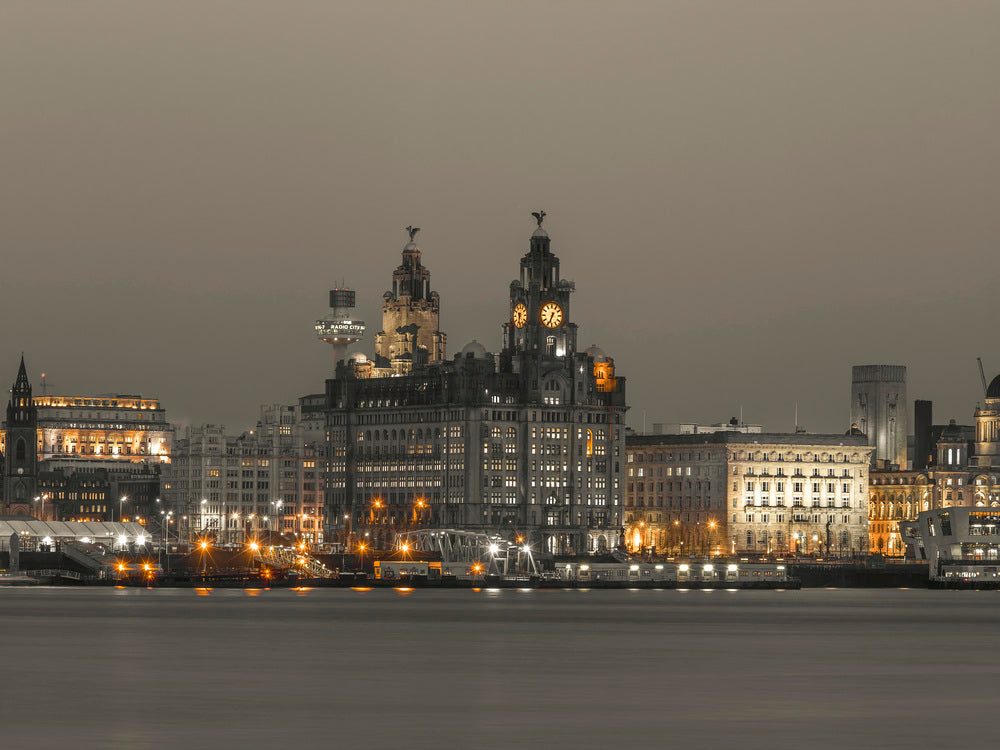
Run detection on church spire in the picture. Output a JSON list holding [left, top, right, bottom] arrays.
[[13, 354, 31, 398]]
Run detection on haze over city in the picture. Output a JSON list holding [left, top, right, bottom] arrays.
[[2, 1, 998, 431]]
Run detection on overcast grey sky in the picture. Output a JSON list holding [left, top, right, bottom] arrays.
[[2, 1, 998, 433]]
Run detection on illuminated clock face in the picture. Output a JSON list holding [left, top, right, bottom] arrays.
[[512, 303, 528, 328], [540, 302, 563, 328]]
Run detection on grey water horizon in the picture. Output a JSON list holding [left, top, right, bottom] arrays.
[[1, 586, 996, 750]]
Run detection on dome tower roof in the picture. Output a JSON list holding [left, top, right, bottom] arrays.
[[987, 373, 1000, 399]]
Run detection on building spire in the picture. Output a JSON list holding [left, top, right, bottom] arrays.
[[13, 354, 31, 395]]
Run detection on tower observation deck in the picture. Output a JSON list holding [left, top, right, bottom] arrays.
[[315, 288, 366, 373]]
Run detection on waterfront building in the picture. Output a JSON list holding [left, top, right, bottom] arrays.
[[2, 357, 38, 515], [625, 432, 872, 557], [1, 357, 172, 520], [165, 397, 325, 544], [900, 506, 1000, 583], [851, 365, 908, 468], [37, 462, 162, 524], [324, 215, 628, 554], [973, 373, 1000, 468], [868, 418, 998, 556], [371, 227, 446, 377]]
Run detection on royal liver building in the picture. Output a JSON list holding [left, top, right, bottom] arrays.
[[324, 215, 628, 554]]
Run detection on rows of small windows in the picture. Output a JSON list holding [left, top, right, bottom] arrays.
[[632, 496, 717, 510], [741, 480, 856, 494], [357, 425, 463, 441], [737, 512, 859, 525], [351, 409, 466, 423], [738, 466, 861, 478], [738, 530, 855, 549], [870, 474, 1000, 486], [628, 449, 866, 464]]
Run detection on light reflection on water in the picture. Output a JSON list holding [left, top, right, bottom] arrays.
[[1, 587, 998, 750]]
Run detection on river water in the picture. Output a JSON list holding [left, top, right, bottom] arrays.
[[0, 587, 997, 749]]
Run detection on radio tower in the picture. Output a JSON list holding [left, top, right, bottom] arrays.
[[315, 287, 366, 373]]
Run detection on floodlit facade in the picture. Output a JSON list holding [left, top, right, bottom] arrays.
[[625, 432, 872, 557], [371, 228, 446, 376], [851, 365, 908, 468], [325, 216, 628, 554], [869, 419, 999, 556], [1, 357, 172, 520], [29, 395, 171, 462]]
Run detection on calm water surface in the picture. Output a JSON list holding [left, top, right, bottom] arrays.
[[1, 587, 997, 749]]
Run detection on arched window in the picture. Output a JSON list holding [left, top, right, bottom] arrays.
[[746, 531, 753, 548], [15, 438, 26, 462]]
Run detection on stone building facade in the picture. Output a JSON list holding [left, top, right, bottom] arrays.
[[325, 217, 628, 554], [372, 229, 446, 376], [870, 415, 1000, 556], [165, 397, 326, 544], [2, 357, 38, 514], [851, 364, 908, 468], [1, 356, 172, 521], [625, 432, 872, 557]]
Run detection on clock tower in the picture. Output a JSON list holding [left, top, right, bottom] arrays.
[[504, 211, 577, 359]]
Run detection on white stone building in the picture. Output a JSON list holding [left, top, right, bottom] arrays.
[[626, 432, 873, 557]]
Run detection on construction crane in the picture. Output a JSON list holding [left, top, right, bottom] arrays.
[[977, 358, 988, 395]]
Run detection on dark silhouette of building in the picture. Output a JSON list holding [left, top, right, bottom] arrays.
[[2, 356, 38, 514]]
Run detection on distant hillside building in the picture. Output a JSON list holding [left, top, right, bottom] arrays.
[[648, 419, 764, 435]]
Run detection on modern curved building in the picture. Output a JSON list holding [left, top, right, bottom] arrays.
[[900, 506, 1000, 584]]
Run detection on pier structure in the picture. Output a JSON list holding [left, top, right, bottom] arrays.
[[395, 528, 539, 577]]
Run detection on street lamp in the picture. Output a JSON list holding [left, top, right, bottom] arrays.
[[120, 496, 127, 522], [33, 494, 48, 522]]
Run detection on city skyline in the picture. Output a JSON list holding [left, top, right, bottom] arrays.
[[2, 2, 998, 432]]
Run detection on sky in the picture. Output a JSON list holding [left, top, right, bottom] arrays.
[[1, 1, 998, 434]]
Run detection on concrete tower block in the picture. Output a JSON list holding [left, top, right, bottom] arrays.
[[851, 365, 908, 468]]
